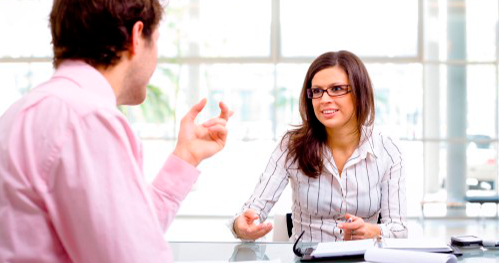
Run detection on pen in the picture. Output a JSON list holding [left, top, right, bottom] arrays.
[[340, 218, 352, 235], [374, 235, 385, 248]]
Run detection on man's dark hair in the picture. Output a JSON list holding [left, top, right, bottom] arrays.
[[50, 0, 164, 68]]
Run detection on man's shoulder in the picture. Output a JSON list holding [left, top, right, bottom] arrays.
[[31, 77, 118, 117]]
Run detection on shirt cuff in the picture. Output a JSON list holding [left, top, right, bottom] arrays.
[[226, 215, 240, 239], [379, 224, 389, 238], [226, 212, 261, 242], [153, 154, 200, 201]]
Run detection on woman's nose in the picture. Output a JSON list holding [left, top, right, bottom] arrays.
[[319, 92, 334, 103]]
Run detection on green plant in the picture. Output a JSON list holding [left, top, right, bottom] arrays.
[[118, 83, 174, 123]]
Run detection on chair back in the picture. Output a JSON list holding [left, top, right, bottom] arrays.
[[272, 213, 293, 241]]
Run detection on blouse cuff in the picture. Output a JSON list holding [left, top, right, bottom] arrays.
[[379, 224, 389, 238], [226, 215, 241, 239]]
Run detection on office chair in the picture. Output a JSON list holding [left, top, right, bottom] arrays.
[[272, 213, 293, 241]]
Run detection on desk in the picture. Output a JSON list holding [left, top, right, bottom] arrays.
[[170, 241, 499, 262]]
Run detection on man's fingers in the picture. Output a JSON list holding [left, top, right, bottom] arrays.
[[186, 100, 231, 123], [218, 101, 231, 121], [185, 98, 207, 122], [203, 119, 229, 141], [202, 118, 227, 127], [218, 101, 234, 120], [207, 126, 228, 141]]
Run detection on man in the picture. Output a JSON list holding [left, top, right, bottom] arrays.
[[0, 0, 231, 262]]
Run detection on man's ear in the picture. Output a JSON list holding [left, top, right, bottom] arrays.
[[130, 21, 145, 56]]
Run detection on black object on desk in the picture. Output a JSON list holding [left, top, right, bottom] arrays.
[[293, 231, 314, 259], [451, 235, 483, 248]]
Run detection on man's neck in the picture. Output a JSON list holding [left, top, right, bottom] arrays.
[[95, 61, 127, 105]]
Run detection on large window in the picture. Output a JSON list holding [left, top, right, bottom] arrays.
[[280, 1, 419, 58], [0, 0, 498, 219]]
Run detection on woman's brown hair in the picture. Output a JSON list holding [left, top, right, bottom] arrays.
[[50, 0, 164, 68], [283, 51, 375, 178]]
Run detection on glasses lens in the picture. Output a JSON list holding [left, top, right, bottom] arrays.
[[327, 85, 349, 96], [311, 88, 323, 98]]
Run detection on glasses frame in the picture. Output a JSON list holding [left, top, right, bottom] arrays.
[[306, 84, 351, 99]]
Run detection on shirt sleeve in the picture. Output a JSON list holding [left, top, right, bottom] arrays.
[[151, 154, 200, 231], [39, 107, 198, 263], [227, 142, 290, 239], [378, 137, 408, 238]]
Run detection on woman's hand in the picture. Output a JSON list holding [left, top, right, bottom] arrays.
[[338, 213, 381, 240], [233, 209, 273, 240]]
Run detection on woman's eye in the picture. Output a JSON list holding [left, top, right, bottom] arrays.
[[312, 88, 322, 94]]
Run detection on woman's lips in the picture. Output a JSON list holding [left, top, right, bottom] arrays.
[[322, 109, 338, 118]]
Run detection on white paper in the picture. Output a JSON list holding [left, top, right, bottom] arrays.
[[364, 248, 457, 263], [311, 239, 373, 257], [176, 260, 281, 263], [384, 238, 452, 253]]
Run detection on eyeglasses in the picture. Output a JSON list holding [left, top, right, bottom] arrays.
[[306, 84, 351, 99]]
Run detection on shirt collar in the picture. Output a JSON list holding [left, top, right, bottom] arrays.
[[322, 126, 377, 176], [52, 60, 117, 107], [358, 126, 377, 160]]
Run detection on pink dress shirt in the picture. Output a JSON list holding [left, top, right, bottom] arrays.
[[0, 60, 200, 262]]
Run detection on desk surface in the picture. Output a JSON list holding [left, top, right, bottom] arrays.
[[170, 241, 499, 262]]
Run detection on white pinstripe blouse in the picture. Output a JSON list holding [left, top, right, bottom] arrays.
[[232, 128, 408, 242]]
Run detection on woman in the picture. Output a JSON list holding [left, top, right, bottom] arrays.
[[230, 51, 407, 242]]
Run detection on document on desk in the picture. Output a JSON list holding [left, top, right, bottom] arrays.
[[178, 260, 281, 263], [383, 238, 453, 253], [307, 238, 453, 260], [364, 248, 457, 263], [310, 239, 373, 257]]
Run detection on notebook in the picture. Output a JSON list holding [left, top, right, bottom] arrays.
[[383, 238, 453, 253], [364, 248, 458, 263], [294, 235, 455, 261], [310, 239, 373, 258]]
